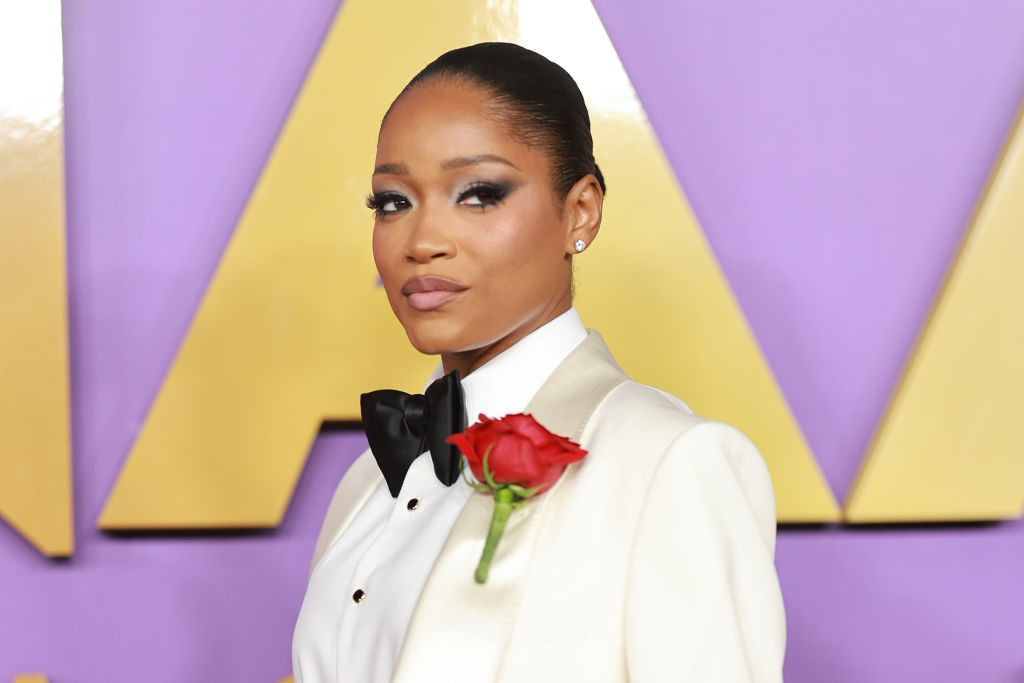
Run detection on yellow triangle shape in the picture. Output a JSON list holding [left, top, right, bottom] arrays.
[[845, 100, 1024, 522], [99, 0, 838, 528], [0, 0, 73, 555]]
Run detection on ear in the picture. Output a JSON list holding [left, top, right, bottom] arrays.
[[562, 173, 603, 256]]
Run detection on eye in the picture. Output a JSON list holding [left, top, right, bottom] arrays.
[[456, 182, 510, 208], [365, 191, 411, 217]]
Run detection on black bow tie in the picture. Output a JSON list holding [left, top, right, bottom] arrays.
[[360, 370, 467, 497]]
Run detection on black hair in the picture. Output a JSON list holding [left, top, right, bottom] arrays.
[[388, 41, 606, 199]]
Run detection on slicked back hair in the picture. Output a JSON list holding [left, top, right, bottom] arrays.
[[386, 42, 607, 201]]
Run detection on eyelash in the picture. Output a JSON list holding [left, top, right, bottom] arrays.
[[364, 182, 511, 218], [456, 182, 510, 208], [365, 191, 409, 218]]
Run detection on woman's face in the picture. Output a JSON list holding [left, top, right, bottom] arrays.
[[370, 80, 581, 371]]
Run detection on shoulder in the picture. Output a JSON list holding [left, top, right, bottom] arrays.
[[598, 379, 762, 455], [585, 379, 777, 548], [615, 390, 786, 679], [588, 378, 719, 453]]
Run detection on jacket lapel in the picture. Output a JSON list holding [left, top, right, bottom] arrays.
[[391, 330, 628, 683], [309, 450, 383, 571]]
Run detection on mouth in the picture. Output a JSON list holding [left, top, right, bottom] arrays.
[[401, 275, 468, 312]]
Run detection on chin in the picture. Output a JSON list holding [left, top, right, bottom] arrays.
[[399, 317, 470, 356]]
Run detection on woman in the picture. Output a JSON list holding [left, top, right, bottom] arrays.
[[293, 42, 785, 683]]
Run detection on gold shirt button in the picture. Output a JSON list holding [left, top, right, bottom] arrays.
[[407, 498, 419, 511], [352, 588, 366, 603]]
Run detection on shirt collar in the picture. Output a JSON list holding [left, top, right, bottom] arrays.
[[424, 307, 587, 425]]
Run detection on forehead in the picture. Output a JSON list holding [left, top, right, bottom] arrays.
[[375, 81, 540, 171]]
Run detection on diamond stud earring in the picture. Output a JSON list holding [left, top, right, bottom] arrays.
[[574, 239, 586, 253]]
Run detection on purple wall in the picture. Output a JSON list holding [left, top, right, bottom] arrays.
[[2, 1, 1022, 680], [595, 4, 1024, 680]]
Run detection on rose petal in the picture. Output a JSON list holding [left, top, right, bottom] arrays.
[[531, 465, 565, 494], [545, 444, 588, 466], [490, 434, 541, 484], [456, 413, 588, 491], [508, 413, 556, 447], [467, 460, 485, 483], [445, 432, 476, 460]]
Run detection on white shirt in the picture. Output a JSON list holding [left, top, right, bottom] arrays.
[[292, 308, 588, 683]]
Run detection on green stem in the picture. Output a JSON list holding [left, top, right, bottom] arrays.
[[476, 487, 515, 583]]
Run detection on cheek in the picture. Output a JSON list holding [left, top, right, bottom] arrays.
[[371, 225, 397, 278], [371, 225, 406, 304], [471, 204, 563, 280]]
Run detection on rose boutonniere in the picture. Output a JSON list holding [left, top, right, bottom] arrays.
[[446, 413, 588, 583]]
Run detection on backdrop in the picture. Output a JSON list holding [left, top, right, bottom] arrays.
[[2, 1, 1024, 681]]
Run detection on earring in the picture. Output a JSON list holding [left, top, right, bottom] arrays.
[[574, 239, 586, 253]]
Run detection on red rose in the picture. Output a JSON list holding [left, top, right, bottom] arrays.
[[446, 413, 587, 493], [445, 413, 587, 583]]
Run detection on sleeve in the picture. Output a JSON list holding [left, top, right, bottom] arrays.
[[624, 421, 786, 682]]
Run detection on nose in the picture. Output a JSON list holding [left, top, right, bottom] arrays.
[[404, 202, 456, 263]]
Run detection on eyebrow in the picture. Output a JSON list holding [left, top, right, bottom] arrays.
[[372, 154, 519, 176], [372, 162, 410, 176], [441, 154, 519, 171]]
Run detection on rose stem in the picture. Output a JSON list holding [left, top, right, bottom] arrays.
[[476, 487, 515, 584]]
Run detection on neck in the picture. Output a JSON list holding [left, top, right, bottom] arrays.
[[441, 298, 572, 378]]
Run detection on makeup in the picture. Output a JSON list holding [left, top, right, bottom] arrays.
[[401, 275, 468, 311]]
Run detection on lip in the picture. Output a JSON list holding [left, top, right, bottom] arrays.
[[401, 275, 468, 311]]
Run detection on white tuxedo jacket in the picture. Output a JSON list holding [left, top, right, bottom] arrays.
[[309, 331, 786, 682]]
